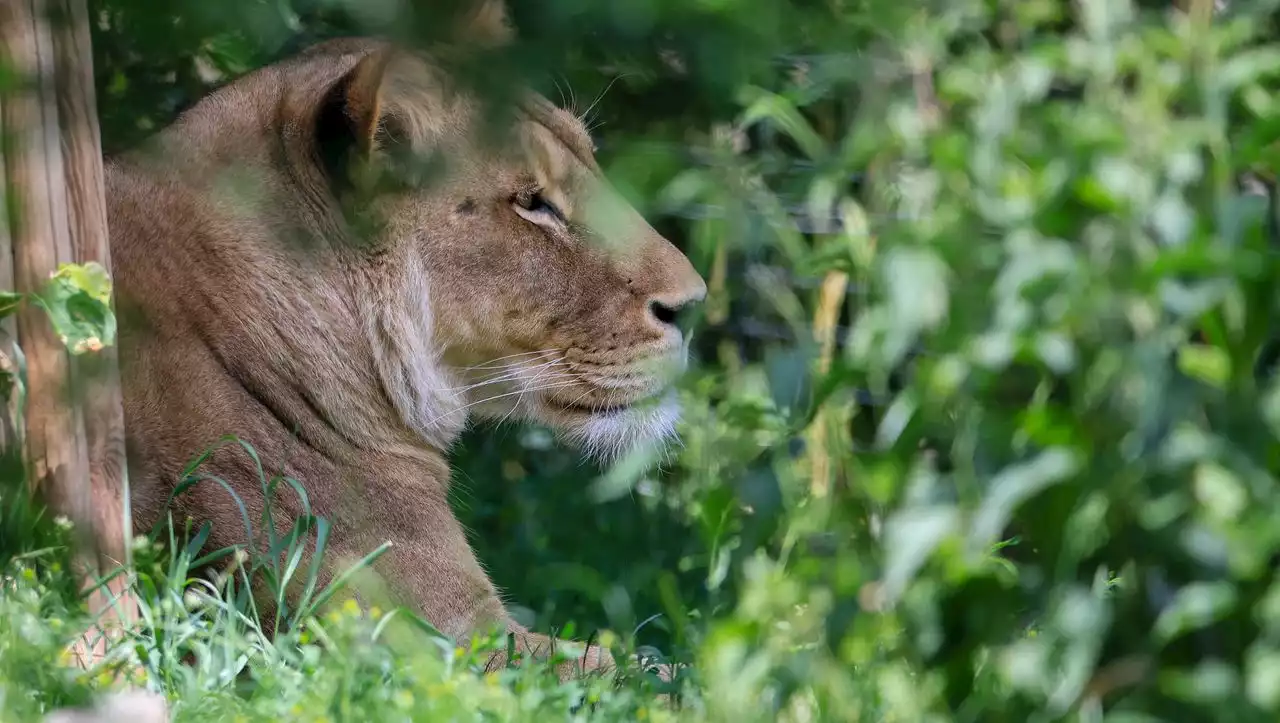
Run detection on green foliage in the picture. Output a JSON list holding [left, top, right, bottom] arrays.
[[0, 261, 118, 355], [0, 495, 673, 722], [7, 0, 1280, 721], [34, 262, 118, 355], [0, 550, 97, 719]]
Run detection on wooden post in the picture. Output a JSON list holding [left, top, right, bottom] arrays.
[[0, 0, 136, 667]]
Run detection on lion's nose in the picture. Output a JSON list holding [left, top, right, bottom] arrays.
[[645, 278, 706, 333]]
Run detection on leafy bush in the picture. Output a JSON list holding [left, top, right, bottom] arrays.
[[6, 0, 1280, 721]]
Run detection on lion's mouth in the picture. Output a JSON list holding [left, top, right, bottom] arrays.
[[544, 398, 632, 416]]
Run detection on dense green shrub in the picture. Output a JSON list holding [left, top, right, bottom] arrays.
[[6, 0, 1280, 721]]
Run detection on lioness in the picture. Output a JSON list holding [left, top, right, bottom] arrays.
[[101, 18, 704, 677]]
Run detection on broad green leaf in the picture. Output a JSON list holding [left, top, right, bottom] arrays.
[[1154, 582, 1238, 646], [736, 86, 827, 161], [969, 448, 1083, 552], [1219, 48, 1280, 92], [1177, 344, 1230, 388], [881, 505, 959, 602], [1194, 463, 1248, 523], [33, 261, 117, 355], [1246, 645, 1280, 710]]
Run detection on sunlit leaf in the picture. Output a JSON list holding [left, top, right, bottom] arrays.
[[32, 262, 117, 355]]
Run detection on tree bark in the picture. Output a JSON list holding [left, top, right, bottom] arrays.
[[0, 0, 136, 666]]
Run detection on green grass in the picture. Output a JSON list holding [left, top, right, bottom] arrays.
[[0, 436, 798, 723], [0, 475, 680, 721], [0, 557, 670, 722]]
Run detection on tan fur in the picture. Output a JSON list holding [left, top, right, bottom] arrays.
[[101, 35, 704, 677]]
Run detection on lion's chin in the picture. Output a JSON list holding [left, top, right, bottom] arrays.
[[537, 388, 682, 464]]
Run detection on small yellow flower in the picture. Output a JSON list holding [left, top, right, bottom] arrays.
[[394, 690, 414, 708], [342, 598, 360, 616], [369, 606, 382, 619], [637, 707, 648, 720]]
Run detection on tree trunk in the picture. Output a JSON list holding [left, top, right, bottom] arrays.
[[0, 0, 136, 667]]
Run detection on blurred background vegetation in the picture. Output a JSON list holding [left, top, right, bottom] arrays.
[[7, 0, 1280, 720]]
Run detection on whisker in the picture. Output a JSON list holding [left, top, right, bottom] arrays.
[[492, 395, 524, 428], [560, 386, 596, 412], [491, 360, 567, 429], [448, 371, 573, 399], [563, 74, 579, 116], [462, 349, 561, 367], [453, 353, 568, 386], [441, 359, 567, 394], [579, 73, 628, 129], [459, 349, 563, 371], [425, 381, 581, 427], [551, 75, 569, 111]]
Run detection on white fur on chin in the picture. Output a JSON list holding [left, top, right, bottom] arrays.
[[454, 355, 682, 462], [559, 390, 681, 464]]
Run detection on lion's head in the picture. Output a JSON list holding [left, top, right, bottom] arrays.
[[290, 39, 705, 461]]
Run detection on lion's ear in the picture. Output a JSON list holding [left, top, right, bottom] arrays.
[[314, 48, 397, 184]]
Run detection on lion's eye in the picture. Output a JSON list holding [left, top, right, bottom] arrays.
[[513, 190, 566, 226]]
